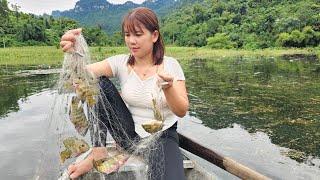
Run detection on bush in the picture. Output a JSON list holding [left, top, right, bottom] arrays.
[[302, 26, 320, 46], [276, 32, 291, 47], [277, 27, 320, 47], [206, 33, 235, 49]]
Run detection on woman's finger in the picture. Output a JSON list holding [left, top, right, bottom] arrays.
[[68, 163, 81, 179], [158, 73, 173, 82], [60, 40, 70, 48], [61, 33, 76, 42], [66, 28, 82, 36], [161, 81, 173, 89], [69, 171, 81, 179], [67, 164, 76, 175], [62, 41, 74, 52]]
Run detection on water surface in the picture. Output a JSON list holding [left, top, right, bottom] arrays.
[[184, 56, 320, 163], [0, 56, 320, 179]]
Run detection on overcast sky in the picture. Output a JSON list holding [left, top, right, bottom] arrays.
[[8, 0, 146, 15]]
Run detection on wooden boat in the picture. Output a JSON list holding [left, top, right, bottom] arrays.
[[178, 133, 271, 180]]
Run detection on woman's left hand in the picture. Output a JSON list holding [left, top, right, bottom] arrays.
[[157, 72, 174, 89]]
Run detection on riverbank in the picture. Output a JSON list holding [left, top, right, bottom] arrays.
[[0, 46, 319, 67]]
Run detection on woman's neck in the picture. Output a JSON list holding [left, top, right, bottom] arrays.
[[134, 53, 154, 66]]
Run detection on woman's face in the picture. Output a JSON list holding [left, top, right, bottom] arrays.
[[124, 24, 159, 60]]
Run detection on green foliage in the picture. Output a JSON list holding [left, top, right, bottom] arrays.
[[207, 33, 235, 49], [277, 32, 291, 47], [303, 26, 320, 46], [161, 0, 320, 48], [1, 0, 319, 49], [242, 34, 261, 50], [0, 7, 111, 47], [276, 27, 320, 47], [0, 0, 9, 18], [83, 27, 109, 46], [182, 23, 208, 47]]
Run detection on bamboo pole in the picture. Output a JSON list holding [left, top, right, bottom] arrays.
[[178, 133, 271, 180]]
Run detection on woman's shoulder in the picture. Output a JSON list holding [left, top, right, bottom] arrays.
[[163, 55, 178, 62], [163, 55, 185, 79], [163, 56, 181, 68], [108, 54, 130, 61], [107, 54, 130, 66]]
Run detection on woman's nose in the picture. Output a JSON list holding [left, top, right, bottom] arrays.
[[128, 36, 137, 44]]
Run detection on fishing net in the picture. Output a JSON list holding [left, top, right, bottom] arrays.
[[35, 34, 167, 180]]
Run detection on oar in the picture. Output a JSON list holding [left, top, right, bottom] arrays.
[[178, 133, 271, 180]]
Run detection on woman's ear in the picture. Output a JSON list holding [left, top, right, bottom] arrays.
[[152, 30, 159, 43]]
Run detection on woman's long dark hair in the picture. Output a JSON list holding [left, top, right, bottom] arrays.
[[122, 7, 165, 66]]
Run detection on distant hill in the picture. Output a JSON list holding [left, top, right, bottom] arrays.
[[159, 0, 320, 48], [51, 0, 182, 34], [1, 0, 318, 48]]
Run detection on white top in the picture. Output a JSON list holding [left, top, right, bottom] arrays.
[[107, 54, 185, 137]]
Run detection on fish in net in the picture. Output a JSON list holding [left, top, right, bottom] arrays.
[[34, 34, 167, 180]]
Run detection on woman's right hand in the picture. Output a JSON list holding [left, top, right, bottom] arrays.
[[60, 28, 82, 52]]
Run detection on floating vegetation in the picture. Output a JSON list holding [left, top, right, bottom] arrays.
[[186, 57, 320, 162], [282, 54, 318, 62], [281, 149, 307, 163]]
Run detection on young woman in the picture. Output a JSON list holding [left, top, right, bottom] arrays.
[[60, 7, 188, 180]]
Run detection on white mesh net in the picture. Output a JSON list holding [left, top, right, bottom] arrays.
[[35, 34, 166, 180]]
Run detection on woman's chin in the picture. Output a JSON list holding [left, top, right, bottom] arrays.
[[130, 51, 138, 56], [131, 52, 143, 58]]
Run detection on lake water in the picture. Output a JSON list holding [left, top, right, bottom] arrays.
[[0, 55, 319, 179]]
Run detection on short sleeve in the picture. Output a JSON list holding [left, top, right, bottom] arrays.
[[166, 57, 185, 81], [107, 54, 128, 78]]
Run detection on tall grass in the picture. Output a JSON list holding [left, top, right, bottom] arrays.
[[0, 46, 318, 67]]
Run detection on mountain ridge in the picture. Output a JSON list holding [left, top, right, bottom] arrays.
[[51, 0, 179, 34]]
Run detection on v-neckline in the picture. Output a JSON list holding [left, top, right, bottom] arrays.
[[128, 59, 166, 83], [131, 69, 156, 82]]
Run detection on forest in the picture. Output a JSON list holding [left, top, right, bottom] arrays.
[[0, 0, 319, 49]]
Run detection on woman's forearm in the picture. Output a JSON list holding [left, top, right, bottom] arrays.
[[163, 81, 189, 117], [85, 60, 107, 78]]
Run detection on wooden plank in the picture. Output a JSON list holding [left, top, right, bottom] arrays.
[[178, 133, 271, 180]]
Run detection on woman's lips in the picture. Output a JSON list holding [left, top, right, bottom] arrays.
[[131, 47, 139, 52]]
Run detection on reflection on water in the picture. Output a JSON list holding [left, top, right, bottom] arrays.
[[0, 69, 57, 118], [0, 91, 58, 180], [184, 56, 320, 162]]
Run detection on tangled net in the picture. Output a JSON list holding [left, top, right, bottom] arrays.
[[35, 34, 167, 180]]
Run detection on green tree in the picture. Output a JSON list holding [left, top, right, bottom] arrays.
[[207, 33, 235, 49], [182, 23, 208, 47], [302, 26, 320, 46], [290, 30, 305, 47], [277, 32, 292, 47], [10, 3, 20, 21], [0, 0, 9, 18], [83, 27, 108, 46]]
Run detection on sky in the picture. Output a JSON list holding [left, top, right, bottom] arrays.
[[8, 0, 146, 15]]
